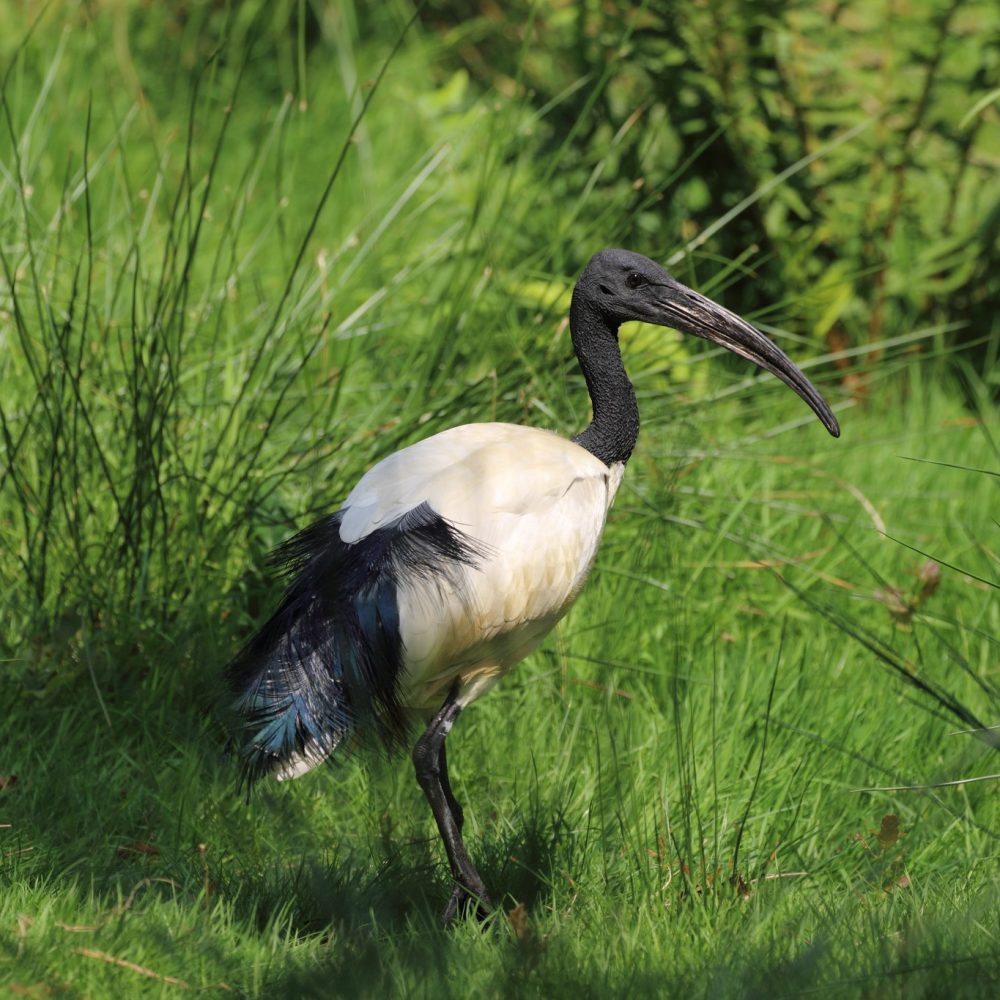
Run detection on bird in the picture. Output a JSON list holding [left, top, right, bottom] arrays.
[[227, 248, 840, 925]]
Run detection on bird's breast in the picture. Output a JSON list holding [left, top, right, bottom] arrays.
[[337, 423, 625, 713], [395, 458, 622, 713]]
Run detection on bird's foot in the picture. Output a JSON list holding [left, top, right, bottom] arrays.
[[441, 882, 492, 927]]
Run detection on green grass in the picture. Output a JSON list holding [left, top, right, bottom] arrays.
[[2, 3, 999, 997]]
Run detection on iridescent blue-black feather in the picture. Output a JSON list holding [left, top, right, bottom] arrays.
[[227, 503, 486, 789]]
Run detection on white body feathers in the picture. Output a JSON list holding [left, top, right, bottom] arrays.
[[344, 422, 623, 713]]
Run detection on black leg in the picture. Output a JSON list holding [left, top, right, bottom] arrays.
[[412, 686, 491, 925], [437, 740, 477, 925], [439, 742, 464, 832]]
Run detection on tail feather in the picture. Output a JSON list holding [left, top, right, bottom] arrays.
[[227, 504, 485, 789]]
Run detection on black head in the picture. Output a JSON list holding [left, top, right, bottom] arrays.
[[575, 248, 683, 326], [574, 248, 840, 437]]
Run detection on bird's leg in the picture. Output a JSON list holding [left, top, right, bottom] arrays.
[[437, 740, 478, 925], [412, 687, 491, 926], [438, 742, 464, 832]]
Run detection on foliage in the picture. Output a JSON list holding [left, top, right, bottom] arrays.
[[422, 0, 1000, 366]]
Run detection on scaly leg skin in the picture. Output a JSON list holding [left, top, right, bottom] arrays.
[[412, 687, 492, 926], [438, 740, 486, 925], [439, 741, 464, 831]]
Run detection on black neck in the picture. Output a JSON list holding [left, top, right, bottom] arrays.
[[569, 294, 639, 466]]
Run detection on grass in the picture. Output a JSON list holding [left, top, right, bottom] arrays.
[[2, 3, 999, 997]]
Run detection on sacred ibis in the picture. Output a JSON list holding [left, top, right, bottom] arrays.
[[228, 248, 840, 924]]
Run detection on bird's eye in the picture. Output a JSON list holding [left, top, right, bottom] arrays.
[[625, 272, 645, 289]]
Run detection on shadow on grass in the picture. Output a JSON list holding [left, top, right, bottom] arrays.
[[201, 779, 590, 996], [220, 785, 582, 933]]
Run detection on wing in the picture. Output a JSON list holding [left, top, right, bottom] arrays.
[[227, 504, 487, 785], [230, 422, 621, 781], [339, 423, 614, 542]]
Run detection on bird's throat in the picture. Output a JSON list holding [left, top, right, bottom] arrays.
[[570, 297, 640, 467]]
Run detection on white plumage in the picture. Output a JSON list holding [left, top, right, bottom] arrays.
[[343, 422, 623, 714]]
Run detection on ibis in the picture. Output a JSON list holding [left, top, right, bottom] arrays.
[[228, 248, 840, 924]]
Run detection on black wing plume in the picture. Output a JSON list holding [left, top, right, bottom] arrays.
[[227, 503, 486, 788]]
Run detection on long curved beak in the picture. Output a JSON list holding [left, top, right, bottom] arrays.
[[651, 280, 841, 437]]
